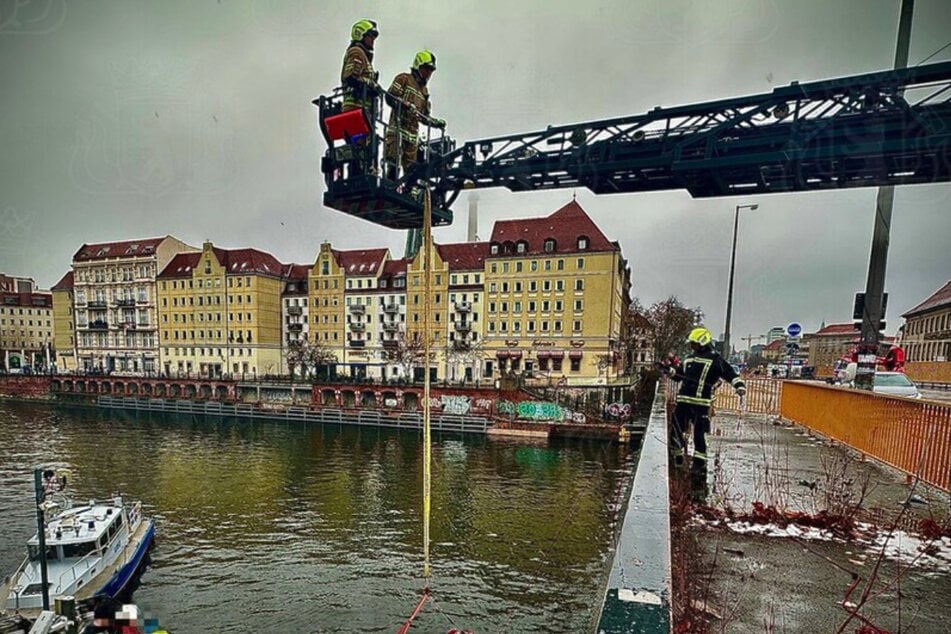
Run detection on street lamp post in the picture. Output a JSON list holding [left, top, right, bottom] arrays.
[[723, 203, 758, 360]]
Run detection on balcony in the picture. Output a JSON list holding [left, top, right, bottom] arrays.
[[136, 297, 150, 305], [382, 339, 399, 348], [382, 322, 400, 332], [348, 339, 366, 348], [452, 340, 471, 351], [287, 323, 303, 332], [383, 303, 400, 313], [349, 322, 366, 332], [287, 306, 303, 316], [348, 304, 366, 314], [88, 320, 109, 330], [454, 301, 472, 313], [87, 300, 107, 309], [454, 321, 471, 332], [114, 298, 136, 307], [120, 322, 136, 330]]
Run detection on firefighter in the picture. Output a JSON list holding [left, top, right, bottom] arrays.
[[667, 327, 747, 472], [880, 343, 906, 372], [384, 49, 446, 181], [341, 19, 381, 113]]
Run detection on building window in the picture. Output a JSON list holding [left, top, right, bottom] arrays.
[[577, 237, 589, 250], [577, 258, 585, 269], [573, 320, 582, 331], [544, 238, 555, 252], [575, 279, 584, 291]]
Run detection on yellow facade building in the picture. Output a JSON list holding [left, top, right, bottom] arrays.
[[0, 274, 54, 372], [51, 271, 77, 372], [157, 241, 284, 378], [483, 201, 630, 385]]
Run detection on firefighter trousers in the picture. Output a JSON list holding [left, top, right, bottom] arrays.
[[670, 402, 711, 466]]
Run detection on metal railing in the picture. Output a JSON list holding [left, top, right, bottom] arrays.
[[663, 377, 783, 415], [780, 382, 951, 492]]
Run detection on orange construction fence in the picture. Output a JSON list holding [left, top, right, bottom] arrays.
[[905, 361, 951, 384], [780, 382, 951, 492], [664, 377, 783, 415]]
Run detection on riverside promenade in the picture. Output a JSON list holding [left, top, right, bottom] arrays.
[[677, 393, 951, 632]]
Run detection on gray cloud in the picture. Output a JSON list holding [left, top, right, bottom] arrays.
[[1, 0, 949, 342]]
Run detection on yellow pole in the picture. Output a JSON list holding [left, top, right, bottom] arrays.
[[422, 188, 432, 582]]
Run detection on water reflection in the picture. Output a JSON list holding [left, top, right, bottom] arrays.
[[0, 402, 637, 633]]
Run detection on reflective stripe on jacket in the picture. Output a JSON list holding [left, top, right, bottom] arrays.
[[672, 349, 744, 406], [386, 70, 430, 139]]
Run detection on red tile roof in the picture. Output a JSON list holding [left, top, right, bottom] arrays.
[[282, 264, 311, 282], [381, 258, 410, 276], [903, 280, 951, 317], [73, 237, 166, 262], [813, 323, 856, 336], [332, 248, 388, 275], [763, 339, 785, 351], [158, 247, 284, 279], [628, 312, 653, 330], [51, 271, 74, 291], [437, 242, 490, 271], [489, 200, 617, 256]]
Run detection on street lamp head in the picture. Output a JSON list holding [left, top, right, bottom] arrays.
[[736, 203, 759, 212], [749, 204, 759, 211]]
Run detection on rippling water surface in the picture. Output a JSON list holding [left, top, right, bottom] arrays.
[[0, 402, 636, 633]]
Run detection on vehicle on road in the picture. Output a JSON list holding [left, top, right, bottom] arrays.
[[871, 372, 921, 399]]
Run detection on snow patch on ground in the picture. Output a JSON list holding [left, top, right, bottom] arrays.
[[694, 514, 951, 571]]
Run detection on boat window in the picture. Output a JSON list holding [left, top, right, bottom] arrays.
[[28, 545, 57, 562], [62, 541, 97, 558]]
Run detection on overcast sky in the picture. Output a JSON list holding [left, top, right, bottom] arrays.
[[2, 0, 950, 344]]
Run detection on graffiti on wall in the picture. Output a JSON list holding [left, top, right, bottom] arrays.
[[604, 402, 632, 420], [440, 394, 472, 415]]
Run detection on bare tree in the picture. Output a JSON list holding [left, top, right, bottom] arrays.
[[445, 336, 486, 383], [285, 339, 307, 379], [382, 330, 426, 380], [645, 295, 704, 360]]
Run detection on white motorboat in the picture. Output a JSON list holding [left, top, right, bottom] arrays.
[[0, 495, 155, 619]]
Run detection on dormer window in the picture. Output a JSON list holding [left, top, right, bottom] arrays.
[[577, 236, 589, 250], [516, 241, 527, 253], [490, 244, 499, 254], [543, 238, 556, 253]]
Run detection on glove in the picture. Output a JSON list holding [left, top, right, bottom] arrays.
[[430, 117, 446, 129], [739, 394, 748, 412]]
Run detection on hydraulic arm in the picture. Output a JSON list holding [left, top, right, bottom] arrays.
[[316, 61, 951, 229]]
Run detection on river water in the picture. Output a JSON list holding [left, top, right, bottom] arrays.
[[0, 401, 638, 633]]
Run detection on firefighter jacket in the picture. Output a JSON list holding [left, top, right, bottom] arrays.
[[670, 348, 745, 406], [341, 42, 378, 111], [386, 70, 430, 141]]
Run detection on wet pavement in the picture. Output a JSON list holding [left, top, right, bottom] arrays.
[[684, 411, 951, 633]]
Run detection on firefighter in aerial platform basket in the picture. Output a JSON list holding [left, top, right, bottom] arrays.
[[340, 19, 381, 174], [664, 327, 747, 473], [384, 49, 446, 182]]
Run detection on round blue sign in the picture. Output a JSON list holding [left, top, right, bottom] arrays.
[[786, 322, 802, 338]]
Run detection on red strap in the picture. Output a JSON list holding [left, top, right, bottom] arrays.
[[396, 587, 430, 634]]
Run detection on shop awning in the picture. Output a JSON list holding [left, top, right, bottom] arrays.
[[569, 350, 583, 359], [496, 350, 510, 358]]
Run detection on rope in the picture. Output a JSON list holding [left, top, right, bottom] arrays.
[[398, 187, 435, 634], [395, 587, 431, 634]]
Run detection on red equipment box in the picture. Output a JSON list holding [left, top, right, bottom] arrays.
[[323, 108, 370, 142]]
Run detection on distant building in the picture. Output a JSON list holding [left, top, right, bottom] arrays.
[[157, 240, 284, 378], [51, 271, 76, 372], [766, 327, 786, 344], [70, 236, 195, 373], [804, 323, 858, 373], [0, 273, 53, 371], [626, 312, 654, 375], [900, 279, 951, 362], [762, 339, 785, 363], [280, 263, 311, 374]]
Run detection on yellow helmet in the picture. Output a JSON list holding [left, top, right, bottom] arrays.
[[351, 19, 379, 41], [412, 49, 437, 71], [687, 327, 713, 347]]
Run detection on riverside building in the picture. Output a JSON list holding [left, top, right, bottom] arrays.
[[69, 236, 194, 374], [157, 241, 283, 378], [0, 273, 54, 372]]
